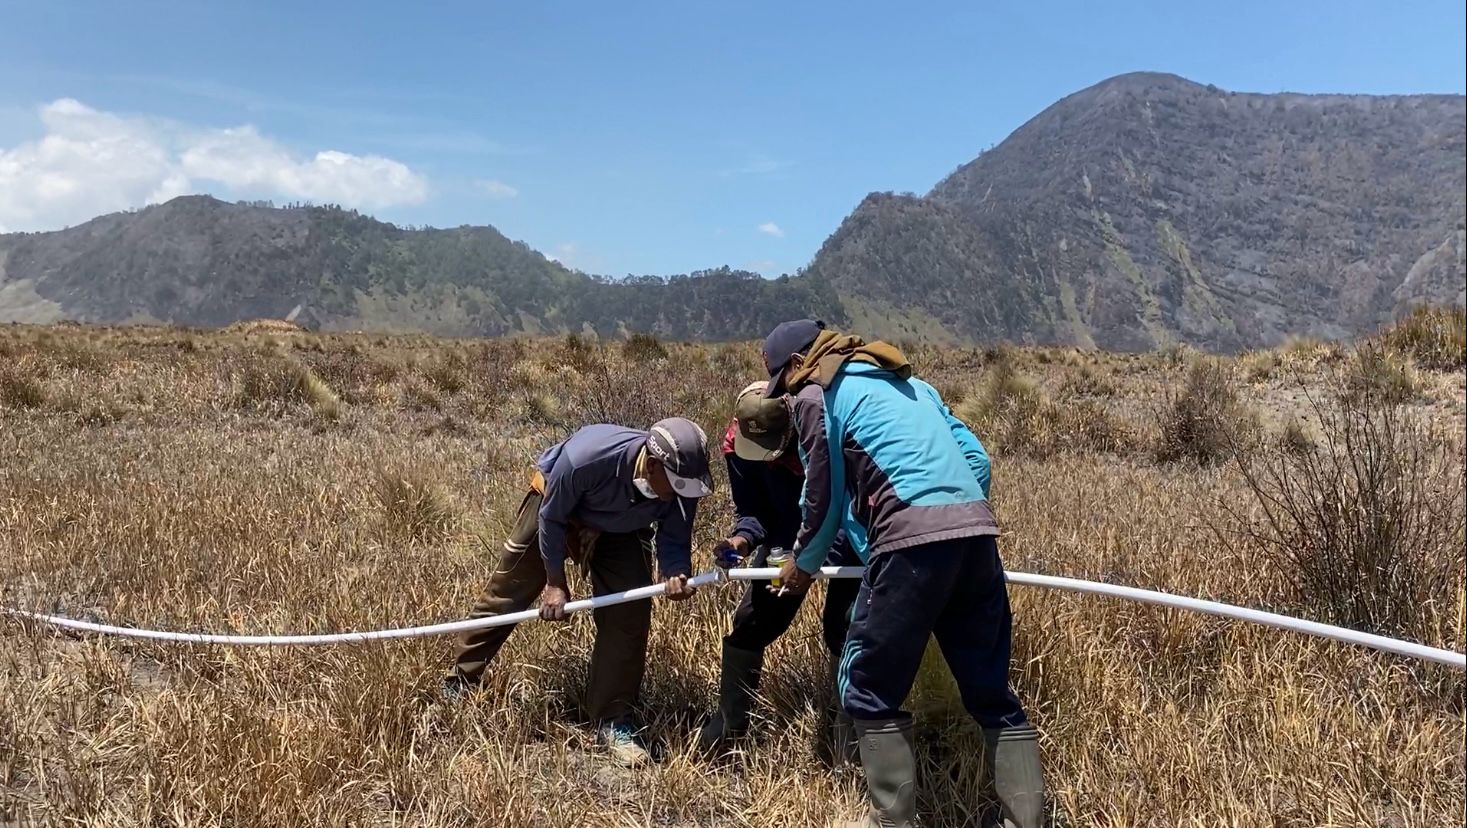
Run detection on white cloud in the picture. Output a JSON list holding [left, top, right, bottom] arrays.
[[545, 242, 578, 265], [544, 242, 607, 274], [757, 221, 785, 238], [475, 179, 519, 199], [0, 98, 428, 233]]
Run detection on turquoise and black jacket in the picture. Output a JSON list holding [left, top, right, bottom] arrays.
[[790, 362, 997, 573]]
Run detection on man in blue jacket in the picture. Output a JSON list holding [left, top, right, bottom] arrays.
[[762, 320, 1045, 828], [697, 381, 862, 761], [445, 417, 712, 767]]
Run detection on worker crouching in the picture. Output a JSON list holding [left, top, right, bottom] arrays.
[[444, 418, 713, 767]]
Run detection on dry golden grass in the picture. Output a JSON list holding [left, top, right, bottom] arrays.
[[1, 323, 1463, 827]]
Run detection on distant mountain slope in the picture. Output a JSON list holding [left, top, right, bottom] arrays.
[[805, 72, 1466, 350], [0, 196, 843, 338], [3, 73, 1463, 348]]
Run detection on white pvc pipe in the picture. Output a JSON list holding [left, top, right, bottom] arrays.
[[1, 572, 725, 646], [731, 567, 1467, 669], [4, 567, 1463, 670]]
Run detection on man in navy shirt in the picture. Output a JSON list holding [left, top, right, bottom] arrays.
[[445, 417, 713, 767], [698, 381, 862, 762]]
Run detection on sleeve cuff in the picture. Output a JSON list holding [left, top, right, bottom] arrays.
[[541, 555, 567, 584]]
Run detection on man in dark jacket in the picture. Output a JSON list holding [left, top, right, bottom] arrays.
[[697, 381, 862, 761], [763, 320, 1045, 828], [445, 417, 713, 767]]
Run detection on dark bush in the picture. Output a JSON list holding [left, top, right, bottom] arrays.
[[1224, 394, 1465, 641], [622, 332, 669, 363], [1155, 361, 1254, 466]]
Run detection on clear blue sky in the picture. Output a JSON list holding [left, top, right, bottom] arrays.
[[2, 1, 1463, 276]]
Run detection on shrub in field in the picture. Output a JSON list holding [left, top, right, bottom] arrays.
[[47, 387, 129, 426], [235, 357, 298, 410], [955, 359, 1045, 454], [1225, 394, 1465, 641], [957, 359, 1135, 458], [234, 353, 342, 420], [1278, 335, 1346, 369], [373, 465, 458, 544], [711, 342, 758, 378], [968, 355, 1039, 419], [424, 350, 470, 395], [1377, 304, 1466, 372], [401, 377, 445, 412], [563, 353, 670, 430], [75, 401, 128, 427], [559, 332, 599, 372], [1277, 418, 1316, 456], [1239, 349, 1282, 383], [1159, 342, 1200, 368], [1061, 399, 1138, 454], [302, 347, 401, 405], [1155, 360, 1255, 466], [1341, 343, 1420, 405], [508, 360, 571, 429], [1057, 362, 1119, 397], [0, 368, 47, 409], [621, 332, 669, 363], [465, 346, 515, 405], [300, 372, 342, 422]]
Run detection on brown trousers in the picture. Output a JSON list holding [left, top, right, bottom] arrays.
[[448, 490, 655, 723]]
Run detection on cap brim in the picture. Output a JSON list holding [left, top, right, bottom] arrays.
[[733, 430, 785, 462], [666, 468, 713, 498], [764, 366, 788, 397]]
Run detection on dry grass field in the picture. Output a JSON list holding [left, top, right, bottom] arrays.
[[2, 312, 1464, 827]]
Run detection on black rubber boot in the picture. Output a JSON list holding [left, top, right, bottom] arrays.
[[827, 656, 860, 766], [983, 724, 1045, 828], [851, 717, 917, 828], [696, 643, 763, 754], [831, 710, 860, 766]]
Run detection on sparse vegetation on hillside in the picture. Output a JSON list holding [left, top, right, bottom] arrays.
[[0, 197, 845, 340], [0, 323, 1463, 827], [806, 75, 1466, 350], [1377, 304, 1467, 372]]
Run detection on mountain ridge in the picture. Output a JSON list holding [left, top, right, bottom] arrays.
[[806, 71, 1465, 350], [0, 195, 845, 338], [3, 73, 1463, 348]]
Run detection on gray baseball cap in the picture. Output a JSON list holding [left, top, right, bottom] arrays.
[[647, 417, 714, 498]]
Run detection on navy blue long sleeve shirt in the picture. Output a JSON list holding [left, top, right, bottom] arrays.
[[535, 424, 697, 582], [721, 420, 853, 563]]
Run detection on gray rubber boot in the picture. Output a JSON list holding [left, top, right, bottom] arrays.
[[853, 717, 917, 828], [982, 724, 1045, 828], [696, 643, 763, 754]]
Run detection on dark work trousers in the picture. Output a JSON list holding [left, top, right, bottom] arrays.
[[448, 489, 655, 724], [726, 544, 862, 657], [838, 535, 1028, 729]]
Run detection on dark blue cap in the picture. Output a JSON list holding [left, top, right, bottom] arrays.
[[761, 319, 825, 396]]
